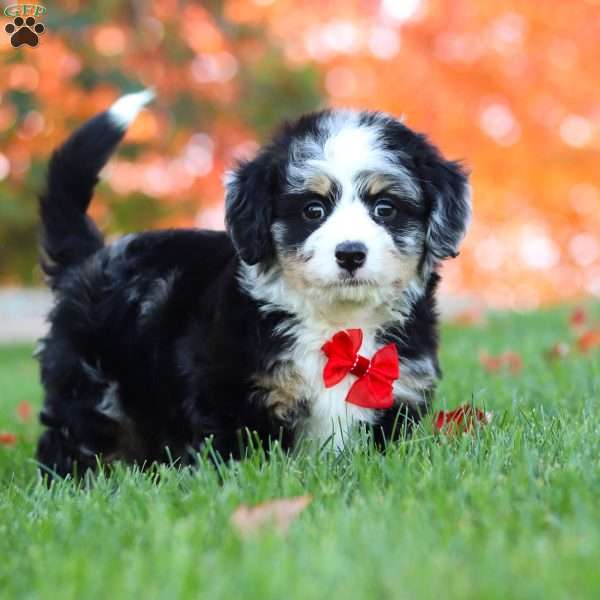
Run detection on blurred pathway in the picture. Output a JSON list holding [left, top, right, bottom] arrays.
[[0, 289, 52, 344]]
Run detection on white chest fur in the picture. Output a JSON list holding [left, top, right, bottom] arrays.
[[240, 264, 428, 449], [285, 320, 380, 449]]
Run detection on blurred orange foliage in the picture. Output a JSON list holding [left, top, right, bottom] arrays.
[[0, 0, 599, 308]]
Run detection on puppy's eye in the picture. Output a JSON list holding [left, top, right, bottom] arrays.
[[373, 200, 397, 221], [303, 201, 326, 223]]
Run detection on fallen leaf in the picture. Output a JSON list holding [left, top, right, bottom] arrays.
[[503, 351, 523, 374], [545, 342, 570, 360], [0, 432, 18, 446], [577, 330, 600, 353], [434, 406, 492, 434], [16, 400, 33, 422], [231, 495, 312, 537], [479, 351, 523, 374], [451, 306, 487, 326], [479, 351, 502, 372], [570, 307, 588, 330]]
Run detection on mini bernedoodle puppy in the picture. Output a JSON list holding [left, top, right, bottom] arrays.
[[36, 90, 471, 478]]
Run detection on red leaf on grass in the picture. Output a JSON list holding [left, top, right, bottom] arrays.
[[479, 352, 502, 372], [479, 351, 523, 374], [231, 495, 312, 537], [16, 400, 33, 422], [570, 307, 588, 330], [434, 406, 492, 434], [503, 352, 523, 373], [0, 432, 18, 446], [451, 306, 487, 326], [577, 330, 600, 353]]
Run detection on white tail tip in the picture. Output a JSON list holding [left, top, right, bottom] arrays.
[[108, 89, 155, 129]]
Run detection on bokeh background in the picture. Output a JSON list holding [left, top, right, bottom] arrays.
[[1, 0, 599, 311]]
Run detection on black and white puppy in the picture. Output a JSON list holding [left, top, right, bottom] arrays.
[[36, 91, 471, 477]]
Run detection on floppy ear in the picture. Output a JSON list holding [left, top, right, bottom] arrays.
[[422, 159, 471, 260], [225, 153, 276, 265]]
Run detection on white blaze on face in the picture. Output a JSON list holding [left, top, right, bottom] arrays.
[[303, 194, 397, 285], [317, 114, 388, 187], [290, 112, 417, 289]]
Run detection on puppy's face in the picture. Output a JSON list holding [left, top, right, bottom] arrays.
[[226, 110, 471, 306]]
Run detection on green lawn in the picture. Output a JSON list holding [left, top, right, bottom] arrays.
[[1, 306, 599, 599]]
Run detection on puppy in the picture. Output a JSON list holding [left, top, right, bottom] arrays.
[[35, 91, 471, 477]]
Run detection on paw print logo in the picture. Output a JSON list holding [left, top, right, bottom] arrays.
[[5, 16, 45, 48]]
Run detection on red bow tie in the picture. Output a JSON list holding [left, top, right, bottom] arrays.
[[321, 329, 399, 410]]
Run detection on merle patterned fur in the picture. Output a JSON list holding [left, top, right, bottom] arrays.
[[36, 99, 470, 478]]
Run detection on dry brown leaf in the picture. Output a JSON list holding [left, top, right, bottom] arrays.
[[545, 342, 570, 360], [231, 495, 312, 537]]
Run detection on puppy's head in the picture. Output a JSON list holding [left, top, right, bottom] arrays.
[[225, 110, 470, 306]]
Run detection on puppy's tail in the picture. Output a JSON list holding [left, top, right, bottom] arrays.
[[39, 89, 155, 283]]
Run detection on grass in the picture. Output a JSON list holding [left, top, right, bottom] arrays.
[[1, 305, 599, 599]]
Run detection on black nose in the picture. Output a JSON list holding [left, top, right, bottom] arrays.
[[335, 241, 367, 272]]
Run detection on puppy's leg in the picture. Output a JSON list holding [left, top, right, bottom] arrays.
[[369, 402, 428, 450], [36, 337, 131, 479], [36, 426, 96, 481]]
